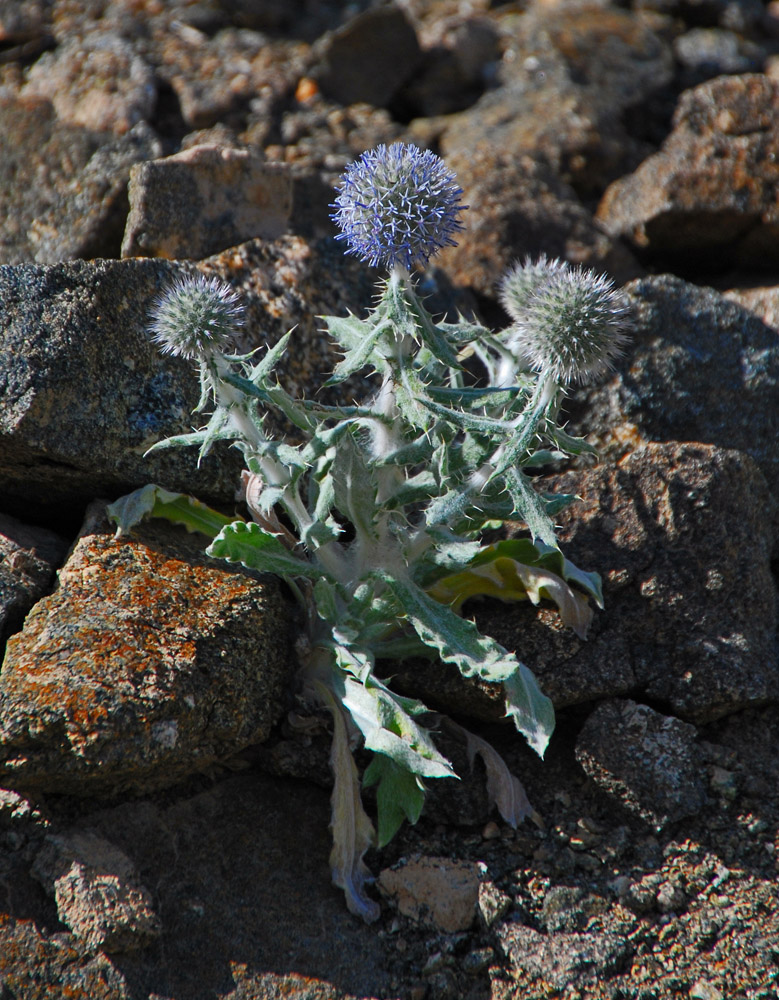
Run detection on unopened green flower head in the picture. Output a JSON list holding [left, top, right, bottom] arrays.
[[149, 274, 243, 361], [332, 142, 466, 271], [500, 259, 630, 384], [499, 255, 566, 322]]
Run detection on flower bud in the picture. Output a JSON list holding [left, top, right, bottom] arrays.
[[332, 142, 466, 271], [499, 259, 630, 384], [149, 274, 243, 361]]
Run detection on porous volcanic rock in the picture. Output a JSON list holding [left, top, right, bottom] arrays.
[[0, 504, 293, 796]]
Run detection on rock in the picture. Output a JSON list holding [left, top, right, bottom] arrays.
[[31, 830, 161, 952], [569, 274, 779, 498], [635, 0, 766, 33], [575, 699, 708, 829], [19, 31, 157, 135], [152, 24, 305, 131], [391, 442, 778, 727], [436, 148, 641, 299], [0, 503, 292, 795], [312, 4, 423, 108], [378, 856, 481, 932], [0, 513, 69, 648], [723, 282, 779, 330], [0, 772, 398, 998], [0, 916, 129, 999], [0, 0, 51, 44], [497, 922, 631, 990], [540, 886, 608, 933], [0, 96, 160, 264], [30, 121, 162, 264], [122, 145, 292, 260], [478, 881, 512, 928], [397, 15, 501, 117], [672, 27, 766, 88], [596, 74, 779, 269], [0, 256, 243, 523], [440, 3, 672, 196]]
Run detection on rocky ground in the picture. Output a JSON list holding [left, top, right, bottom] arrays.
[[1, 0, 778, 998]]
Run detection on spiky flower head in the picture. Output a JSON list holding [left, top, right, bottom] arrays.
[[331, 142, 466, 271], [149, 274, 243, 361], [499, 254, 567, 322], [499, 258, 631, 385]]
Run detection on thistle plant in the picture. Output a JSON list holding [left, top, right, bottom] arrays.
[[109, 142, 629, 922]]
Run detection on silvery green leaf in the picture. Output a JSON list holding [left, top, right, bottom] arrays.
[[380, 570, 554, 756], [436, 318, 492, 344], [541, 492, 578, 516], [414, 528, 481, 575], [503, 466, 559, 548], [405, 294, 460, 369], [548, 424, 598, 456], [220, 371, 271, 403], [524, 449, 568, 467], [419, 397, 511, 436], [383, 470, 439, 510], [339, 674, 454, 780], [369, 634, 434, 661], [330, 433, 378, 542], [533, 541, 604, 608], [142, 421, 233, 457], [107, 485, 235, 539], [377, 435, 437, 467], [396, 367, 434, 430], [363, 754, 426, 848], [322, 313, 378, 352], [488, 396, 549, 480], [503, 664, 555, 758], [426, 385, 522, 406], [379, 571, 514, 684], [325, 318, 391, 385], [207, 521, 323, 580], [312, 578, 344, 624], [247, 329, 293, 382]]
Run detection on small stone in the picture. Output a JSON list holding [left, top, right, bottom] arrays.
[[575, 699, 707, 830], [690, 980, 723, 1000], [21, 32, 156, 135], [482, 821, 501, 840], [708, 766, 738, 802], [478, 881, 512, 928], [378, 856, 480, 933], [656, 881, 687, 914], [31, 831, 161, 952], [312, 5, 422, 108], [462, 947, 494, 975]]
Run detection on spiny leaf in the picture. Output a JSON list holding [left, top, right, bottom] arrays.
[[363, 754, 426, 848], [379, 571, 555, 757], [207, 520, 323, 579], [504, 665, 556, 758], [107, 485, 235, 539]]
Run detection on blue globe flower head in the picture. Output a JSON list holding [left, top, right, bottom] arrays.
[[332, 143, 466, 271]]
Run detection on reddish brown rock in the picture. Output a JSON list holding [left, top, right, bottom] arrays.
[[437, 148, 640, 299], [0, 504, 292, 795], [597, 74, 779, 268], [378, 856, 481, 932]]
